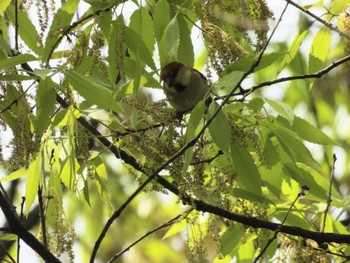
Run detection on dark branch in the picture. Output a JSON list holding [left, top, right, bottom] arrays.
[[0, 185, 61, 263]]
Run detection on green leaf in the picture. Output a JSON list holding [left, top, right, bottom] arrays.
[[0, 85, 20, 130], [107, 18, 120, 83], [278, 29, 309, 74], [0, 54, 36, 71], [0, 168, 26, 182], [26, 153, 42, 214], [163, 218, 187, 239], [35, 78, 56, 138], [215, 71, 244, 93], [270, 125, 318, 166], [60, 110, 78, 190], [330, 0, 350, 14], [66, 70, 123, 112], [153, 0, 172, 43], [283, 163, 328, 201], [279, 115, 337, 145], [124, 27, 156, 70], [129, 7, 155, 55], [177, 13, 194, 67], [309, 26, 331, 73], [231, 188, 273, 204], [0, 34, 12, 55], [224, 53, 284, 73], [0, 0, 11, 14], [260, 164, 283, 198], [230, 144, 262, 195], [265, 98, 294, 124], [0, 74, 35, 81], [93, 156, 108, 179], [207, 101, 231, 154], [159, 16, 179, 66], [183, 100, 205, 174], [0, 233, 17, 241], [247, 97, 265, 112], [220, 225, 242, 256], [6, 6, 42, 55], [43, 0, 80, 61], [83, 0, 114, 10]]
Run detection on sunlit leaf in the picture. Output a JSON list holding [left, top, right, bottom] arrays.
[[265, 98, 294, 124], [207, 101, 231, 154], [309, 26, 331, 73], [163, 218, 187, 239], [0, 168, 26, 182], [26, 153, 42, 214], [183, 100, 205, 174], [220, 225, 242, 256], [278, 29, 309, 74], [330, 0, 350, 14], [223, 53, 284, 74], [43, 0, 80, 61], [230, 144, 262, 194], [231, 188, 273, 204], [0, 54, 36, 71], [278, 115, 337, 145], [35, 78, 56, 139], [6, 7, 42, 55], [0, 234, 17, 241]]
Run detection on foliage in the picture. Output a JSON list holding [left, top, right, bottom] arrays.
[[1, 0, 350, 262]]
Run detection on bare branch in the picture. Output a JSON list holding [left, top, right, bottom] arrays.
[[0, 184, 61, 263], [238, 54, 350, 98], [254, 185, 309, 262], [321, 154, 337, 233], [107, 212, 186, 263], [285, 0, 350, 40]]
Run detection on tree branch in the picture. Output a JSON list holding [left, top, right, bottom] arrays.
[[107, 213, 185, 263], [254, 185, 309, 262], [285, 0, 350, 40], [237, 54, 350, 98], [321, 154, 337, 233], [0, 185, 61, 263]]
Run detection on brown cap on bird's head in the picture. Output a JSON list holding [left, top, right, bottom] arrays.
[[160, 61, 185, 81]]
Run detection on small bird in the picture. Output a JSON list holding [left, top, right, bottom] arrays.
[[160, 61, 209, 113]]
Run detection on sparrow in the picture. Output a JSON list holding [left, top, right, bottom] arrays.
[[160, 61, 209, 113]]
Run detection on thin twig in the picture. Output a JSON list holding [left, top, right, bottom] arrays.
[[37, 187, 48, 248], [0, 184, 61, 262], [321, 154, 337, 233], [17, 197, 25, 263], [254, 185, 309, 262], [191, 150, 223, 165], [285, 0, 350, 40], [238, 54, 350, 98], [0, 81, 36, 114], [0, 242, 16, 263], [107, 212, 186, 263], [89, 133, 199, 262]]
